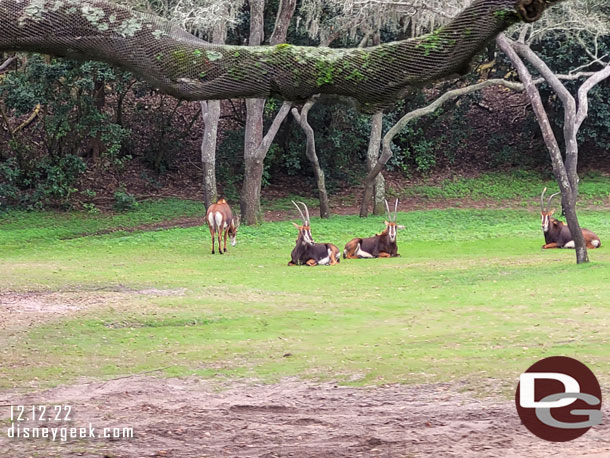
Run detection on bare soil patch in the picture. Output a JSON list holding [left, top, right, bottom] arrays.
[[1, 377, 609, 457], [0, 289, 187, 332]]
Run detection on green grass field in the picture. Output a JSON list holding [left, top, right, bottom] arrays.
[[1, 199, 609, 396]]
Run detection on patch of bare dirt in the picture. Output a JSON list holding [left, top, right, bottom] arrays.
[[0, 289, 188, 331], [1, 377, 609, 457]]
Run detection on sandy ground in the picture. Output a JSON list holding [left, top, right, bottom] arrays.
[[1, 377, 610, 458]]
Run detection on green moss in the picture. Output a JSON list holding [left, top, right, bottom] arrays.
[[416, 28, 444, 56], [315, 60, 336, 87], [274, 43, 293, 51], [494, 8, 520, 23]]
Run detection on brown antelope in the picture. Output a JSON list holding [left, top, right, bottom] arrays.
[[343, 199, 404, 259], [206, 198, 239, 254], [540, 188, 601, 249], [288, 201, 340, 266]]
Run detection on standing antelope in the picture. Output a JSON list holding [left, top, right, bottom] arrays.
[[288, 201, 340, 266], [540, 188, 601, 249], [343, 199, 403, 259], [206, 198, 239, 254]]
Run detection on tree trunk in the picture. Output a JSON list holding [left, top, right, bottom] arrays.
[[291, 98, 330, 218], [201, 100, 220, 208], [199, 17, 227, 209], [241, 154, 265, 223], [240, 0, 296, 225], [241, 98, 265, 224], [497, 34, 589, 264], [361, 111, 385, 217]]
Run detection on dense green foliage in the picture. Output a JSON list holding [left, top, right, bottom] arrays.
[[0, 6, 608, 210], [1, 201, 609, 391]]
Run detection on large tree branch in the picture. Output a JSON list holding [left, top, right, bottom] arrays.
[[575, 64, 610, 131], [360, 77, 525, 213], [0, 0, 566, 113], [256, 101, 292, 156]]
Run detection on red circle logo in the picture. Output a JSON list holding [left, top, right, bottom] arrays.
[[515, 356, 602, 442]]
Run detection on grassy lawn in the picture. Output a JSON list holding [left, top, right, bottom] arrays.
[[1, 199, 609, 396]]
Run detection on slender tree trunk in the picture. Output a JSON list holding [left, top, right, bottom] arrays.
[[201, 100, 220, 208], [199, 18, 227, 209], [241, 97, 266, 223], [291, 97, 330, 218], [240, 0, 296, 225], [497, 34, 589, 264], [361, 111, 385, 217]]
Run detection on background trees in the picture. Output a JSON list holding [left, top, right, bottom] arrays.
[[0, 0, 608, 262]]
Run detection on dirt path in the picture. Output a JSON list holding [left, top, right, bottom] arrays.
[[2, 377, 609, 457]]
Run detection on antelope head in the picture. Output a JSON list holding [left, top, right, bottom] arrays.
[[384, 199, 402, 242], [229, 214, 240, 246], [292, 201, 314, 245], [540, 187, 560, 233]]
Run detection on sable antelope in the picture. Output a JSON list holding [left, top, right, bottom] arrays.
[[343, 199, 404, 259], [540, 188, 601, 249], [206, 198, 239, 254], [288, 201, 340, 266]]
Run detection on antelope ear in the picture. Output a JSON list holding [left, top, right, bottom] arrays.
[[549, 208, 556, 215], [292, 222, 301, 229], [397, 225, 406, 229], [384, 221, 390, 226]]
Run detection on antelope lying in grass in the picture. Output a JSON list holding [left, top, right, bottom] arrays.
[[288, 201, 340, 266], [343, 199, 404, 259], [540, 188, 601, 249], [206, 198, 239, 254]]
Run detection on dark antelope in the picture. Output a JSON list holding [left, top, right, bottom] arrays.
[[206, 198, 239, 254], [343, 199, 404, 259], [540, 188, 600, 249], [288, 201, 340, 266]]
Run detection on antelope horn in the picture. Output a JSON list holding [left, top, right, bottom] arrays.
[[540, 187, 547, 212], [393, 198, 399, 222], [299, 201, 310, 225], [547, 191, 561, 211], [292, 200, 306, 224], [384, 199, 392, 221]]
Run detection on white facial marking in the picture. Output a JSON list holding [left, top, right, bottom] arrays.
[[389, 225, 397, 242], [541, 214, 549, 232], [230, 236, 236, 247], [303, 229, 314, 245]]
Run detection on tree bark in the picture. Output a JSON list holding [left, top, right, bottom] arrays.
[[496, 34, 605, 264], [200, 18, 227, 209], [360, 111, 385, 217], [201, 100, 220, 208], [291, 97, 330, 218], [240, 0, 296, 225]]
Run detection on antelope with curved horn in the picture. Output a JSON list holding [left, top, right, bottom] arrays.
[[205, 198, 239, 254], [540, 188, 600, 249], [343, 199, 404, 259], [288, 201, 340, 266]]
